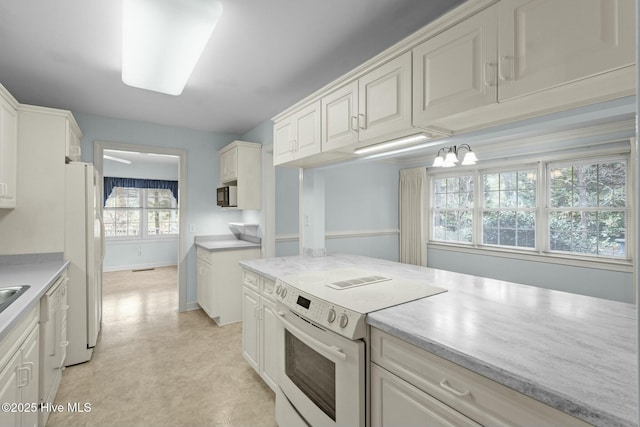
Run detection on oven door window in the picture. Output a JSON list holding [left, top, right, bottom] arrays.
[[285, 329, 336, 421]]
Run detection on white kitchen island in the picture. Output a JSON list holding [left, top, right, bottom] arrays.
[[239, 253, 637, 427]]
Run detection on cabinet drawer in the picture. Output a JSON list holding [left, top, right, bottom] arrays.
[[370, 328, 589, 427], [261, 277, 275, 301], [196, 247, 212, 263], [371, 364, 481, 427], [242, 269, 259, 291]]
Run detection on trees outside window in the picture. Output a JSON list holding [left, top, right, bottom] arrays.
[[548, 160, 626, 257]]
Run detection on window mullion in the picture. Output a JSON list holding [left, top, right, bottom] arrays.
[[474, 168, 481, 247]]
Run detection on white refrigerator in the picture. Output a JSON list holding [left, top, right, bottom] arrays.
[[64, 162, 104, 366]]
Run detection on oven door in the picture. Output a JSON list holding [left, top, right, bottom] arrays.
[[275, 305, 365, 427]]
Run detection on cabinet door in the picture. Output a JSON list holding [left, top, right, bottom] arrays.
[[498, 0, 636, 101], [371, 364, 481, 427], [65, 120, 81, 162], [197, 259, 211, 317], [0, 351, 21, 427], [293, 101, 321, 159], [413, 7, 497, 127], [20, 327, 39, 427], [220, 146, 238, 184], [273, 118, 295, 166], [0, 95, 18, 208], [259, 297, 278, 392], [241, 286, 260, 372], [358, 51, 412, 143], [321, 81, 359, 151]]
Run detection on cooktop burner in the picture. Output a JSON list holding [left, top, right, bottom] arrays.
[[275, 268, 446, 339]]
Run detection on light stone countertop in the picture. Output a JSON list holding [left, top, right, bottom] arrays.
[[239, 253, 638, 427], [0, 253, 69, 342], [194, 234, 261, 252]]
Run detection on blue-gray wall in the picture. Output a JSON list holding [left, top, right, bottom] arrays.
[[76, 112, 245, 304]]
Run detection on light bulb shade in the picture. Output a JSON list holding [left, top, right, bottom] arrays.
[[444, 151, 458, 164], [432, 156, 445, 167], [461, 151, 478, 165], [122, 0, 223, 96]]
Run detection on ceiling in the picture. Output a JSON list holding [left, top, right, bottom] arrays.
[[0, 0, 465, 135]]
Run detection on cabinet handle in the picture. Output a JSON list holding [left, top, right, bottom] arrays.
[[440, 379, 470, 398], [483, 62, 497, 87], [351, 116, 359, 132], [17, 367, 30, 387], [61, 305, 70, 310], [498, 55, 513, 81], [60, 341, 70, 348], [293, 139, 298, 152], [358, 114, 366, 130], [24, 362, 34, 380], [0, 183, 7, 197]]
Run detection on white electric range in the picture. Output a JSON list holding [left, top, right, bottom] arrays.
[[273, 267, 446, 427]]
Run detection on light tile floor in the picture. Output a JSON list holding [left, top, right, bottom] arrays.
[[47, 266, 276, 427]]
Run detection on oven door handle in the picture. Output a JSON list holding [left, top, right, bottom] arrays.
[[277, 311, 347, 361]]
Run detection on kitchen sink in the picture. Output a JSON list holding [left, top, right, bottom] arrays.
[[0, 285, 30, 314]]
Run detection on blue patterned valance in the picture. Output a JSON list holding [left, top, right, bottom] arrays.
[[104, 177, 178, 205]]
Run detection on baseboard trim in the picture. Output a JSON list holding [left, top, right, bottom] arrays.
[[186, 301, 201, 312]]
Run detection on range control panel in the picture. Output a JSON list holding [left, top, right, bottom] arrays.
[[274, 279, 366, 340]]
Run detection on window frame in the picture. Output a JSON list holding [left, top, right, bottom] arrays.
[[104, 187, 179, 241], [427, 148, 633, 269], [544, 156, 629, 260], [479, 164, 539, 251]]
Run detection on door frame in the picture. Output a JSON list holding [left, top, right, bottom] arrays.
[[94, 140, 189, 312]]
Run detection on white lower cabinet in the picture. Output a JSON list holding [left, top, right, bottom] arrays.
[[370, 328, 589, 427], [39, 272, 68, 426], [241, 268, 278, 392], [371, 364, 480, 427], [0, 306, 39, 427], [196, 247, 261, 326]]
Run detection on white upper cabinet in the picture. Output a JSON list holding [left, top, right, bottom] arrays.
[[321, 52, 413, 153], [497, 0, 636, 101], [413, 7, 497, 126], [219, 144, 238, 183], [413, 0, 636, 133], [65, 119, 82, 162], [321, 81, 359, 151], [218, 140, 262, 209], [273, 101, 321, 166], [0, 84, 18, 209], [274, 0, 636, 167], [357, 52, 412, 143]]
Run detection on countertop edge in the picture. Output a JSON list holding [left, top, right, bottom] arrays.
[[0, 260, 70, 343], [195, 241, 261, 252], [366, 317, 632, 427]]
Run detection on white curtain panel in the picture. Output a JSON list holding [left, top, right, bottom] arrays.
[[399, 167, 427, 266]]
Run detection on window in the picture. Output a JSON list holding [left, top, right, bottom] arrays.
[[482, 168, 536, 248], [432, 175, 474, 243], [548, 160, 627, 258], [104, 187, 178, 239], [429, 153, 630, 262]]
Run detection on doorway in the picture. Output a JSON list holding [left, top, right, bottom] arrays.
[[94, 140, 188, 312]]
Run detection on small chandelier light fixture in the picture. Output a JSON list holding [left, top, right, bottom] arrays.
[[432, 144, 478, 168]]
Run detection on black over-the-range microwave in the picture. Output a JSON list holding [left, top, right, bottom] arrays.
[[217, 185, 237, 207]]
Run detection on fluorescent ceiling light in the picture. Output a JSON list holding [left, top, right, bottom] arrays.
[[354, 134, 429, 155], [104, 155, 132, 164], [362, 140, 446, 160], [122, 0, 223, 95]]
